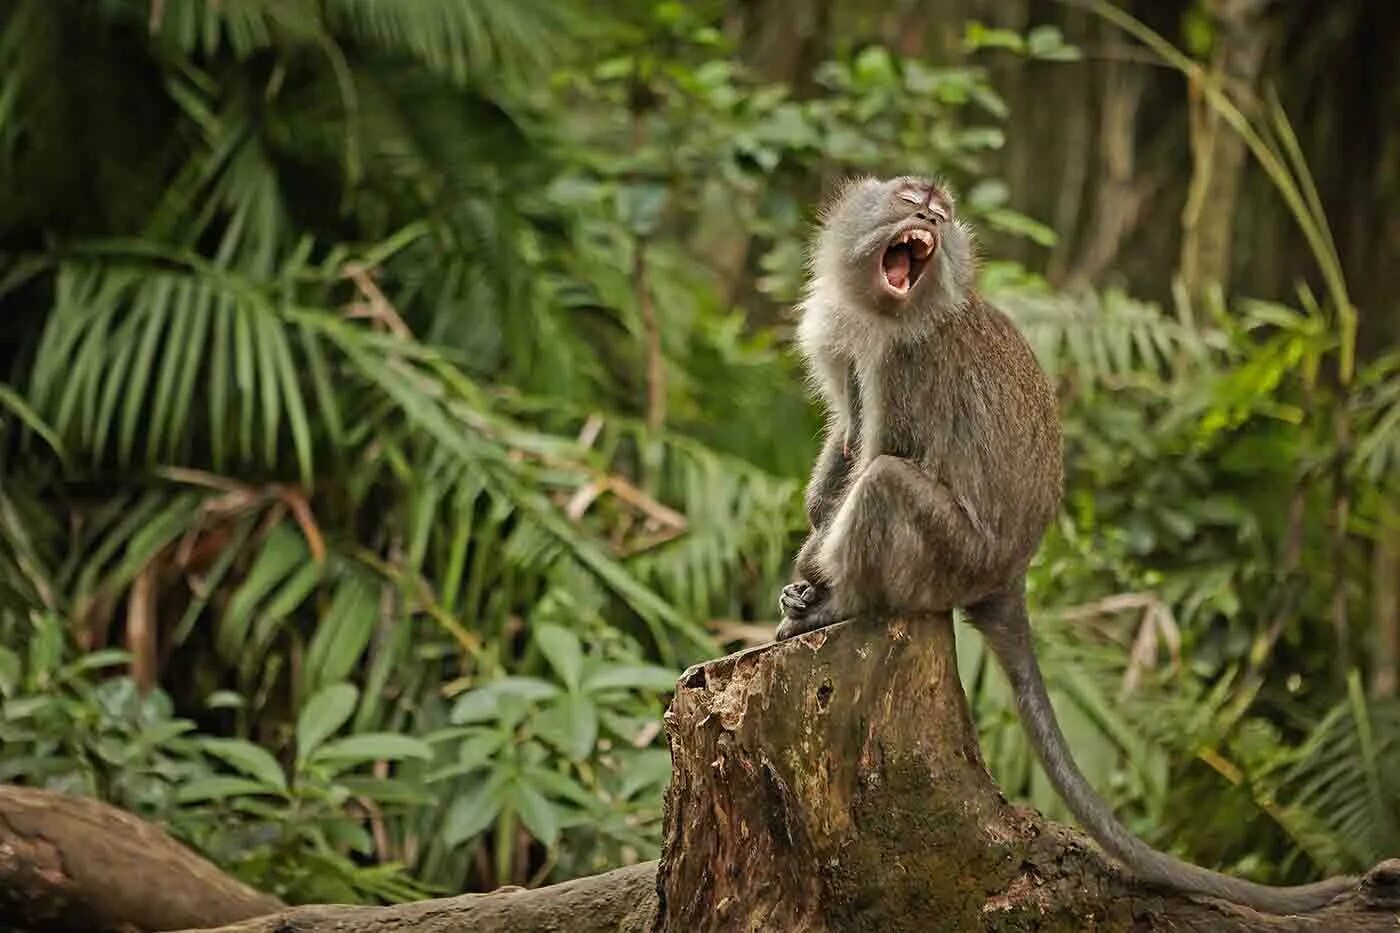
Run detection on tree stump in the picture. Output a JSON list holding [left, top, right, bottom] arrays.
[[5, 616, 1399, 931], [654, 614, 1400, 932]]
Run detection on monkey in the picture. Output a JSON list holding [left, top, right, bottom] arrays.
[[775, 175, 1356, 915]]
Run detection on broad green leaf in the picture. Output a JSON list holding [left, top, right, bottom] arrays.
[[442, 775, 506, 848], [535, 693, 598, 761], [2, 697, 54, 720], [326, 819, 375, 856], [296, 683, 359, 763], [59, 649, 133, 678], [584, 664, 678, 694], [534, 624, 584, 691], [618, 748, 674, 800], [963, 22, 1025, 53], [450, 677, 559, 724], [261, 560, 322, 620], [176, 776, 277, 803], [202, 738, 287, 790], [218, 523, 306, 660], [457, 731, 506, 770], [616, 182, 668, 236], [338, 776, 435, 807], [522, 766, 596, 810], [303, 576, 375, 696], [513, 780, 560, 847], [311, 733, 433, 765]]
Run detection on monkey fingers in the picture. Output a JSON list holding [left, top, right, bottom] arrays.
[[778, 579, 823, 618], [776, 587, 850, 640]]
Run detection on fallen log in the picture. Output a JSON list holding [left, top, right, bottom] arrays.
[[173, 862, 659, 933], [0, 784, 281, 932], [6, 616, 1399, 931]]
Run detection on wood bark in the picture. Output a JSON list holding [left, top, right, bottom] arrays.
[[171, 862, 660, 933], [0, 785, 281, 932], [6, 618, 1400, 931], [653, 614, 1400, 931]]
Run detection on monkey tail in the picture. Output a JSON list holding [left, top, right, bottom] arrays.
[[968, 584, 1356, 916]]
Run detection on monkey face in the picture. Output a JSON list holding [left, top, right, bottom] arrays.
[[816, 176, 968, 316]]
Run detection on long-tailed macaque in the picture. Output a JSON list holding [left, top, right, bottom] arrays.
[[777, 175, 1354, 915]]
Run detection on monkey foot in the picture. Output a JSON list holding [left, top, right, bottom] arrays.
[[776, 614, 819, 640], [777, 581, 850, 640]]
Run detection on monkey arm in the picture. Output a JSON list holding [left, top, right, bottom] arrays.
[[779, 455, 997, 638], [803, 427, 852, 531], [780, 425, 854, 602]]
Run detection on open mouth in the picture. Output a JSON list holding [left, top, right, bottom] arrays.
[[880, 227, 937, 298]]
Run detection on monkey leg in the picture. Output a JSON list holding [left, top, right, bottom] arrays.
[[779, 434, 856, 621], [777, 455, 993, 640]]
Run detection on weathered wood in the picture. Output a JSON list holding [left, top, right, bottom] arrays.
[[172, 861, 659, 933], [6, 617, 1399, 932], [0, 784, 281, 932], [655, 615, 1400, 931]]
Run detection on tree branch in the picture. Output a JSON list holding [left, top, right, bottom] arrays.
[[0, 785, 280, 932]]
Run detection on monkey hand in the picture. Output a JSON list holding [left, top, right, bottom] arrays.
[[778, 579, 823, 618], [777, 580, 849, 640]]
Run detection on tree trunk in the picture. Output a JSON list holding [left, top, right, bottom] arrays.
[[6, 618, 1400, 932], [653, 614, 1400, 931], [1178, 0, 1273, 305], [1065, 28, 1153, 290]]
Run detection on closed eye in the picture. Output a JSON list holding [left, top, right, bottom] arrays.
[[897, 190, 923, 206]]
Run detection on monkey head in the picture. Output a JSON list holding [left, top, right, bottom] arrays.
[[813, 176, 975, 317]]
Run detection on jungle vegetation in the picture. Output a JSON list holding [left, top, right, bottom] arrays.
[[0, 0, 1396, 904]]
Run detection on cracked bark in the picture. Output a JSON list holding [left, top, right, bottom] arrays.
[[652, 615, 1400, 932]]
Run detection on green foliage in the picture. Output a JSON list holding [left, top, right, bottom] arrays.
[[1, 0, 1397, 908], [961, 9, 1400, 878], [433, 624, 673, 880], [0, 617, 196, 808]]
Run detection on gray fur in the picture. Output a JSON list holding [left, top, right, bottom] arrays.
[[777, 176, 1354, 915]]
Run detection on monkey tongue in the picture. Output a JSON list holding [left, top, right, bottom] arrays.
[[883, 244, 913, 291]]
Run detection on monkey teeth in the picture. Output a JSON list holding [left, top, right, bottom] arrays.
[[880, 226, 937, 296], [896, 228, 936, 260]]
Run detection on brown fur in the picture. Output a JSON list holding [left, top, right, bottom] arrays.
[[777, 176, 1355, 915]]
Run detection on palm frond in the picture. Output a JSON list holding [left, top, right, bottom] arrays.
[[1275, 675, 1400, 869], [327, 0, 569, 88], [1353, 353, 1400, 485], [991, 285, 1218, 390]]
